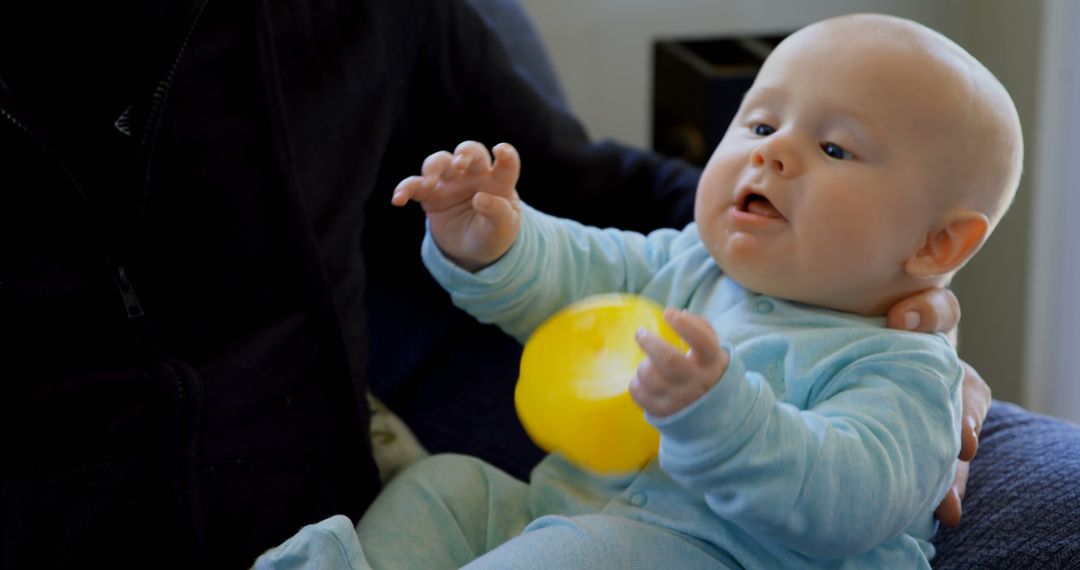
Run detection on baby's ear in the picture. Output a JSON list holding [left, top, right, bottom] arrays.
[[904, 210, 990, 279]]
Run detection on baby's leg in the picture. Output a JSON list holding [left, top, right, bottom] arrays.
[[462, 513, 730, 569], [356, 453, 533, 569]]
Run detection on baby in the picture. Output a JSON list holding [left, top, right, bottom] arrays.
[[257, 12, 1021, 569]]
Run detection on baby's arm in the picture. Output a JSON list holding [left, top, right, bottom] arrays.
[[392, 141, 522, 272], [652, 343, 962, 558], [403, 141, 700, 341]]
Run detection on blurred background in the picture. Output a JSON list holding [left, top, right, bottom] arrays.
[[518, 0, 1079, 422]]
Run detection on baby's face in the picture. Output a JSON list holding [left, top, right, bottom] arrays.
[[694, 19, 967, 315]]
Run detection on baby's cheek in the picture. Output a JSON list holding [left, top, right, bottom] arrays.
[[804, 227, 879, 279]]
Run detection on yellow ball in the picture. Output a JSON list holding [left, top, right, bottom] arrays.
[[515, 294, 688, 474]]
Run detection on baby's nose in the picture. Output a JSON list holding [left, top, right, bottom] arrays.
[[751, 148, 786, 174]]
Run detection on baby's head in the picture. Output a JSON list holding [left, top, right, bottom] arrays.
[[694, 13, 1022, 315]]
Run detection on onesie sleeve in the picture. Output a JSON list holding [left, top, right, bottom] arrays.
[[422, 204, 695, 343], [649, 338, 963, 558]]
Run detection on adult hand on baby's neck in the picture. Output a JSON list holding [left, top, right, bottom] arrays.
[[786, 271, 954, 319]]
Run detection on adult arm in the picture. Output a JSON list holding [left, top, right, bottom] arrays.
[[405, 0, 699, 231]]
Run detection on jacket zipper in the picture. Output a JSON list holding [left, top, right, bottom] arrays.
[[2, 0, 210, 327], [135, 0, 212, 213], [5, 4, 212, 558], [1, 105, 147, 323], [1, 106, 89, 202], [128, 4, 212, 559]]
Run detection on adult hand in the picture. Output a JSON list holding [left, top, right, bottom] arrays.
[[934, 362, 991, 527], [885, 287, 960, 336], [885, 287, 991, 527]]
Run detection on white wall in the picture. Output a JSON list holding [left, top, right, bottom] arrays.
[[1026, 0, 1080, 423], [519, 0, 967, 147], [947, 1, 1041, 408]]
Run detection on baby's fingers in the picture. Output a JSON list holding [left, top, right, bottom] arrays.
[[393, 149, 454, 205], [629, 359, 666, 413], [635, 328, 692, 381], [664, 309, 725, 368], [472, 192, 521, 244], [630, 340, 694, 418], [491, 143, 521, 189], [473, 192, 518, 221], [421, 150, 454, 181], [449, 140, 493, 178], [391, 175, 430, 206]]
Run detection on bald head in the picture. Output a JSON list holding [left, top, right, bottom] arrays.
[[779, 14, 1023, 229], [695, 13, 1024, 311]]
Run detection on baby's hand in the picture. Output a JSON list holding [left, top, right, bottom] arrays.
[[631, 308, 729, 418], [391, 141, 522, 272]]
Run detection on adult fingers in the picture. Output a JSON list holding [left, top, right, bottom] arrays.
[[885, 287, 960, 334], [958, 361, 991, 461], [934, 460, 969, 528]]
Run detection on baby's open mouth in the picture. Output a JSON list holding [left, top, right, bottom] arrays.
[[741, 193, 784, 219]]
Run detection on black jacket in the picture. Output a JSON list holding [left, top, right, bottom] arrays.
[[0, 0, 696, 567]]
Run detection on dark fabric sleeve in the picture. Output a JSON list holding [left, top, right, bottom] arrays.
[[463, 0, 567, 107], [412, 0, 698, 232], [931, 400, 1080, 569]]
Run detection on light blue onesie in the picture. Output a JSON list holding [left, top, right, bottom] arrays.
[[256, 204, 963, 569]]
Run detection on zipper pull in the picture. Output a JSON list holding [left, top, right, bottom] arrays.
[[114, 265, 145, 319]]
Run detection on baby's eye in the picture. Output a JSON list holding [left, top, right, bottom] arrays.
[[752, 123, 775, 136], [821, 142, 853, 160]]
